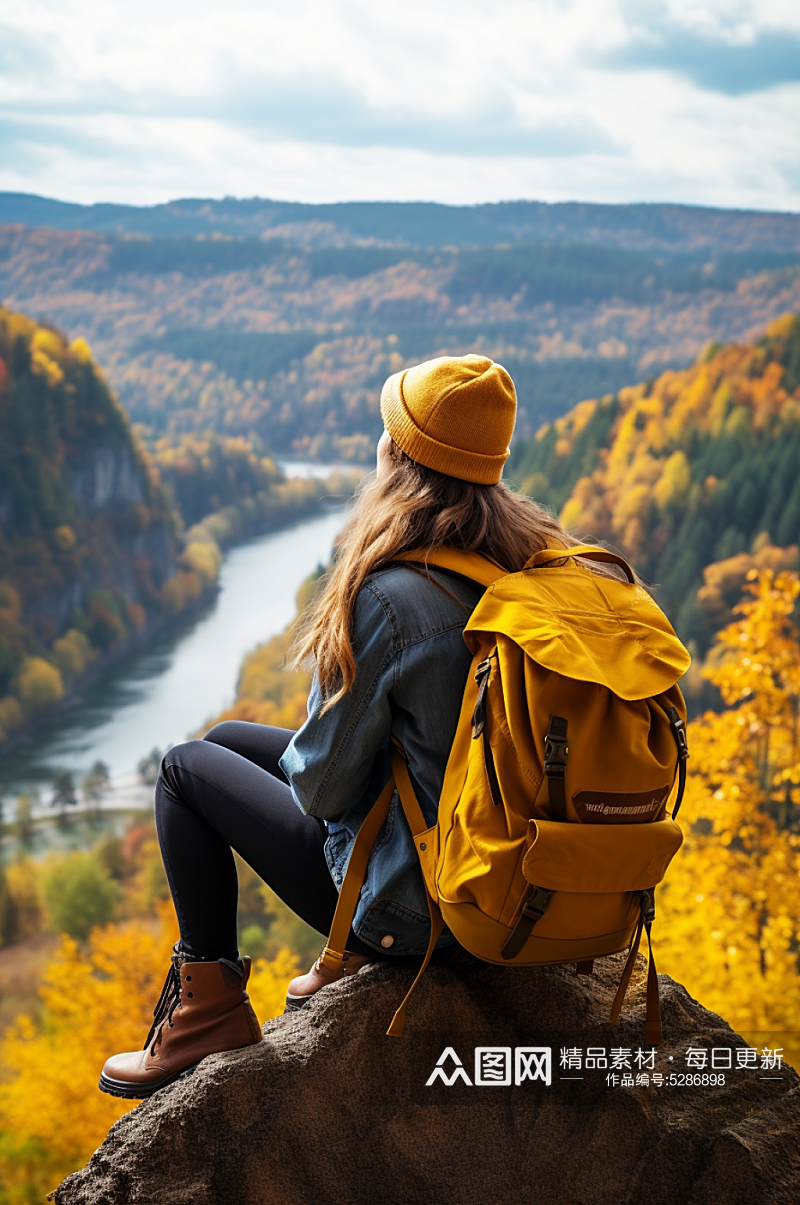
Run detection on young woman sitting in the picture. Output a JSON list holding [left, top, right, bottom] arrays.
[[99, 353, 578, 1099]]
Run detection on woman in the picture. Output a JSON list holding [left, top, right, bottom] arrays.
[[99, 353, 579, 1099]]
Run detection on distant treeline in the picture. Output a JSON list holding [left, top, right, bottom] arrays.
[[447, 245, 800, 305], [135, 323, 642, 429], [136, 329, 322, 381], [97, 236, 800, 305], [130, 324, 646, 455], [96, 238, 434, 283], [5, 214, 800, 470], [4, 191, 800, 253]]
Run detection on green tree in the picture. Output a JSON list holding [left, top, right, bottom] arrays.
[[14, 790, 37, 843], [0, 865, 19, 946], [51, 770, 77, 826], [40, 852, 120, 942], [137, 748, 163, 786], [81, 760, 110, 816], [51, 770, 76, 809]]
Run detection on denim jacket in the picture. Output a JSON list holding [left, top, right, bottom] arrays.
[[279, 563, 485, 956]]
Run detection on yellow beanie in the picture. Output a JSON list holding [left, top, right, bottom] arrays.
[[380, 354, 517, 486]]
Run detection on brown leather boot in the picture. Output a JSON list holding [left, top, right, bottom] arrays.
[[284, 948, 374, 1012], [99, 948, 262, 1100]]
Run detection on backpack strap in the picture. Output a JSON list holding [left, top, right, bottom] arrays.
[[663, 705, 689, 819], [317, 744, 444, 1037], [385, 744, 445, 1037], [608, 887, 662, 1045], [394, 547, 507, 588], [525, 544, 636, 583], [320, 550, 503, 1033], [316, 774, 397, 973]]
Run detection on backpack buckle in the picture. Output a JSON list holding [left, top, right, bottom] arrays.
[[543, 716, 569, 822], [665, 707, 689, 762], [501, 885, 554, 959], [521, 885, 553, 923], [474, 658, 492, 682], [544, 716, 569, 773], [640, 887, 655, 926], [544, 737, 568, 773], [471, 658, 493, 739]]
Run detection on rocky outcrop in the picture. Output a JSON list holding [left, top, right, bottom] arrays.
[[21, 438, 177, 637], [55, 949, 800, 1205], [69, 444, 148, 513]]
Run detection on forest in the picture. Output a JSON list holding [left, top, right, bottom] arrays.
[[2, 311, 800, 1199], [0, 306, 338, 747], [0, 805, 312, 1199], [4, 191, 800, 251], [511, 313, 800, 663], [2, 551, 798, 1200], [2, 215, 799, 464]]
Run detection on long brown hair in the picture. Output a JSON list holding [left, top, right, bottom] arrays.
[[289, 442, 580, 710]]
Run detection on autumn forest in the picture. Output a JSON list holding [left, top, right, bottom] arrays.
[[1, 195, 800, 1200]]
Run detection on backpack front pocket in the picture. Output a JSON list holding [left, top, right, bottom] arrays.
[[502, 816, 684, 945], [522, 816, 683, 894]]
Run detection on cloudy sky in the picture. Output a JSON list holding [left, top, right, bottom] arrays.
[[2, 0, 799, 211]]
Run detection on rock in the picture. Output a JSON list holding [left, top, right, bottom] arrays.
[[55, 949, 800, 1205]]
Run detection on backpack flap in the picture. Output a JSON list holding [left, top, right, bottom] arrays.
[[522, 816, 683, 894], [465, 564, 691, 702]]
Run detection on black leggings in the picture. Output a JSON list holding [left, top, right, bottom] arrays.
[[154, 721, 379, 961]]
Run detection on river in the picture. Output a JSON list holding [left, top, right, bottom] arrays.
[[0, 506, 347, 806]]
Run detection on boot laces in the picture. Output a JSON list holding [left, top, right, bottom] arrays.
[[143, 951, 183, 1055]]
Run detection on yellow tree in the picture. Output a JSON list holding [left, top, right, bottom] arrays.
[[658, 569, 800, 1064], [0, 905, 299, 1202]]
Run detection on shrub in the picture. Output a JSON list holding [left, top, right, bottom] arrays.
[[3, 857, 44, 942], [40, 852, 120, 942], [181, 539, 221, 588], [16, 656, 64, 710], [0, 694, 23, 740], [128, 839, 170, 913], [53, 524, 76, 552], [51, 628, 94, 679]]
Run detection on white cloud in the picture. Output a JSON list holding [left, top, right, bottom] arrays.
[[0, 0, 798, 209]]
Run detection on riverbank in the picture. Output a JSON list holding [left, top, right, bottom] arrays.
[[0, 470, 357, 766], [0, 507, 348, 803], [0, 592, 214, 761]]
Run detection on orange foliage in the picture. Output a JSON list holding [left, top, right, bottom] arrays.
[[0, 902, 299, 1200], [658, 569, 800, 1068]]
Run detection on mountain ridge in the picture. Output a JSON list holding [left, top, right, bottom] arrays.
[[3, 221, 799, 463], [3, 191, 800, 251]]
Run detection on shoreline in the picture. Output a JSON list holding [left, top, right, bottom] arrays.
[[22, 770, 155, 825], [0, 589, 217, 760], [0, 487, 346, 761]]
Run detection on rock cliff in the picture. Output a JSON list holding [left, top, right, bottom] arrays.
[[0, 306, 179, 742], [55, 949, 800, 1205]]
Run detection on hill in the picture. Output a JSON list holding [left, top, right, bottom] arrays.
[[512, 313, 800, 654], [0, 307, 331, 747], [3, 191, 800, 252], [2, 220, 799, 462], [0, 307, 183, 743]]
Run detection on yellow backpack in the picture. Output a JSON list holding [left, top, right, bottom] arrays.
[[319, 545, 691, 1044]]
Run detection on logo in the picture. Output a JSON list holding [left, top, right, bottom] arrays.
[[425, 1047, 473, 1086], [572, 786, 668, 824], [426, 1046, 552, 1087]]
